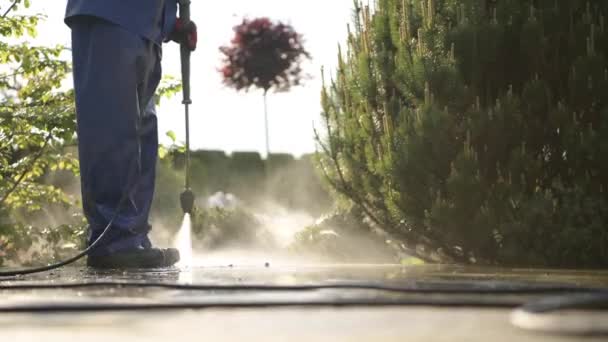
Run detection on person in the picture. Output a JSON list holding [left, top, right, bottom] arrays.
[[65, 0, 197, 268]]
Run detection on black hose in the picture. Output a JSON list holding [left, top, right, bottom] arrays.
[[0, 299, 518, 313], [0, 280, 604, 295], [518, 291, 608, 313]]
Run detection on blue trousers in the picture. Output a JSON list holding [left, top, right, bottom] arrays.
[[70, 17, 162, 255]]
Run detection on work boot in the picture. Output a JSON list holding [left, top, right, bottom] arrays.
[[87, 247, 180, 269]]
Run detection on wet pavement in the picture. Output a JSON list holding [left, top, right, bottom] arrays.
[[1, 259, 608, 341]]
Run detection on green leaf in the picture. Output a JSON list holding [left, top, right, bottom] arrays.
[[166, 130, 177, 142], [158, 145, 168, 160]]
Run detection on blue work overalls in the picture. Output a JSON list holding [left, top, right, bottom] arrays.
[[65, 0, 178, 255]]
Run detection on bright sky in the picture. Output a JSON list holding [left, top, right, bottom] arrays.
[[27, 0, 355, 157]]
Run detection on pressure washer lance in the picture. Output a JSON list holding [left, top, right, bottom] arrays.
[[178, 0, 195, 215]]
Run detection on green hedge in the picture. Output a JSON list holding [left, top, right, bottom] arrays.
[[165, 150, 332, 215]]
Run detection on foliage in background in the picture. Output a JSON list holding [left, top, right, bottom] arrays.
[[0, 218, 87, 267], [290, 207, 400, 263], [191, 206, 276, 250], [317, 0, 608, 267], [168, 150, 332, 215], [0, 0, 84, 266], [0, 0, 77, 211]]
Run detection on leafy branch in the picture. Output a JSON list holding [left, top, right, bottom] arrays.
[[1, 0, 18, 18], [0, 132, 51, 207]]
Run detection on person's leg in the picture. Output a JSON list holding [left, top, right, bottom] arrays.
[[137, 100, 160, 249], [112, 30, 163, 249], [70, 16, 177, 266]]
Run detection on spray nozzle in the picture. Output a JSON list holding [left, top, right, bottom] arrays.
[[180, 188, 195, 214]]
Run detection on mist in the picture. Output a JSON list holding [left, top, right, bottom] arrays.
[[8, 150, 401, 267]]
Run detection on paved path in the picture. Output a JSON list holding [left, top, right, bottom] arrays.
[[1, 261, 607, 341]]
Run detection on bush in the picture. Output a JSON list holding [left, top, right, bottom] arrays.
[[317, 0, 608, 267], [289, 208, 399, 263], [191, 207, 276, 250], [0, 216, 87, 267], [0, 0, 84, 266]]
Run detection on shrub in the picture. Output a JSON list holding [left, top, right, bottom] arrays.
[[0, 0, 83, 266], [316, 0, 608, 267], [191, 207, 276, 250], [289, 208, 399, 263]]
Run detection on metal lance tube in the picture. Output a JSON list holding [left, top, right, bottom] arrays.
[[179, 0, 195, 214]]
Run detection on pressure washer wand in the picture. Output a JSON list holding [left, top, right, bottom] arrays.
[[178, 0, 195, 215]]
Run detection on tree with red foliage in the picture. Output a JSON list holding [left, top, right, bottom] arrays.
[[220, 17, 310, 155]]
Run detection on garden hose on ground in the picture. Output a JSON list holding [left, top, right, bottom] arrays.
[[0, 281, 606, 336], [1, 280, 605, 294]]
